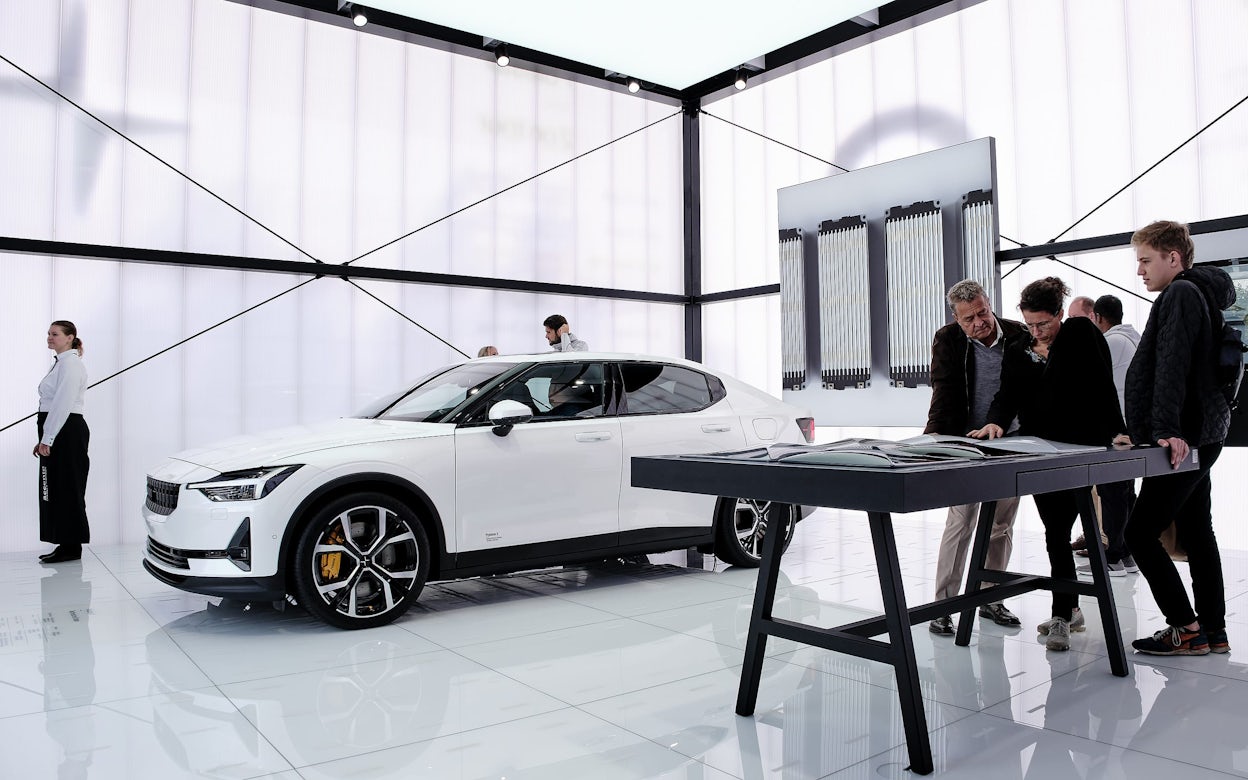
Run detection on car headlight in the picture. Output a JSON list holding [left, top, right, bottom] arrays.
[[188, 465, 302, 502]]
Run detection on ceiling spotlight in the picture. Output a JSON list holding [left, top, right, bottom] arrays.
[[626, 77, 641, 94], [351, 4, 368, 26], [734, 69, 748, 90], [495, 44, 510, 67]]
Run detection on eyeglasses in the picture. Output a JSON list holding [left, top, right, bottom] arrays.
[[1025, 317, 1058, 333]]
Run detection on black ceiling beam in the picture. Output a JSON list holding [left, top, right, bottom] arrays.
[[0, 236, 689, 305], [996, 214, 1248, 264]]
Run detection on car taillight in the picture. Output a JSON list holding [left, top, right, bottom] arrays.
[[796, 417, 815, 444]]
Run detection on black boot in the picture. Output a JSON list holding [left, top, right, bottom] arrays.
[[41, 544, 82, 563]]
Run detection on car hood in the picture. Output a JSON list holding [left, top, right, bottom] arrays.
[[170, 418, 451, 472]]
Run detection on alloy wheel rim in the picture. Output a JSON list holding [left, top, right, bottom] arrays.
[[310, 505, 421, 619], [733, 499, 794, 559]]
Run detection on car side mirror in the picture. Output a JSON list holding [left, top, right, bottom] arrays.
[[488, 399, 533, 437]]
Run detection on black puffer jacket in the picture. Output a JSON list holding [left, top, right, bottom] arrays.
[[1125, 265, 1235, 447], [987, 316, 1125, 446]]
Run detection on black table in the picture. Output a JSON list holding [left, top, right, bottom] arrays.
[[632, 443, 1195, 775]]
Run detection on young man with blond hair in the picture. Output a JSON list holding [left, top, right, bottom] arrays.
[[1124, 220, 1235, 655]]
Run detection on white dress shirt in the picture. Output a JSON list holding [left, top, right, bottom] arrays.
[[38, 350, 87, 446]]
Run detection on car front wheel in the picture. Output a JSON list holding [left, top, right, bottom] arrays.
[[714, 498, 798, 568], [293, 492, 430, 629]]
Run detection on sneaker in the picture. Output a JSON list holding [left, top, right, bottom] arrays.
[[929, 616, 955, 635], [1045, 618, 1071, 651], [1207, 629, 1230, 654], [979, 602, 1022, 626], [1132, 625, 1210, 656], [1121, 555, 1140, 573], [1038, 606, 1086, 635], [1075, 560, 1126, 577], [1071, 534, 1087, 551]]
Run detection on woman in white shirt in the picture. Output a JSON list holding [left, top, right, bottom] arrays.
[[34, 320, 90, 563]]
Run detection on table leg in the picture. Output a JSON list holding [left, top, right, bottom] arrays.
[[868, 511, 933, 775], [955, 500, 999, 647], [1077, 487, 1129, 676], [735, 502, 789, 716]]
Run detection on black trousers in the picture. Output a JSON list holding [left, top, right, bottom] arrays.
[[1032, 482, 1129, 621], [37, 412, 91, 545], [1125, 443, 1224, 632], [1097, 480, 1137, 565], [1033, 489, 1083, 621]]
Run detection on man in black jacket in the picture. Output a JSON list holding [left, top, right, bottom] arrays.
[[924, 280, 1029, 635], [1124, 220, 1235, 656]]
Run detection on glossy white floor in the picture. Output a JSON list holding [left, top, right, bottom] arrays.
[[5, 505, 1248, 780]]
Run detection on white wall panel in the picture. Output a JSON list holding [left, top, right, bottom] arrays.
[[533, 77, 578, 287], [574, 87, 614, 287], [183, 0, 251, 258], [701, 297, 782, 399], [645, 101, 683, 294], [243, 9, 307, 261], [354, 34, 407, 266], [493, 66, 540, 283], [399, 44, 454, 275]]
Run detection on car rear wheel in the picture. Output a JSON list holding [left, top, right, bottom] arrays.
[[714, 498, 798, 568], [293, 492, 430, 629]]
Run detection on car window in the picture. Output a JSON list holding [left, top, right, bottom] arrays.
[[617, 363, 714, 415], [474, 362, 607, 423], [373, 362, 519, 422]]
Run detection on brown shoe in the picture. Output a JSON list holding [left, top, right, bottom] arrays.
[[1071, 534, 1087, 551]]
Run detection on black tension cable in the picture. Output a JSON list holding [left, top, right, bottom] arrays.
[[1048, 92, 1248, 245], [0, 278, 319, 435], [345, 109, 682, 267], [699, 109, 850, 172], [0, 52, 324, 266], [1005, 91, 1248, 279], [344, 280, 471, 358]]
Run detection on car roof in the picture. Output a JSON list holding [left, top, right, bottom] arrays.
[[471, 351, 713, 372]]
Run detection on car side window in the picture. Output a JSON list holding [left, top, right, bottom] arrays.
[[479, 362, 607, 423], [617, 363, 714, 415]]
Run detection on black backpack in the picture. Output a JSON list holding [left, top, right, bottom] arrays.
[[1213, 319, 1246, 411], [1179, 270, 1247, 411]]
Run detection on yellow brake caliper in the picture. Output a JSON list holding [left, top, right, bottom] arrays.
[[320, 524, 345, 580]]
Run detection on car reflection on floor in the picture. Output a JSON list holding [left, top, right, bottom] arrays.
[[141, 552, 838, 776]]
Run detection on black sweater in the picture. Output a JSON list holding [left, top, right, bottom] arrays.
[[987, 316, 1125, 446]]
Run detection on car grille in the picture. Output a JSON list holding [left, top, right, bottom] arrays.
[[146, 477, 180, 515], [146, 537, 190, 570]]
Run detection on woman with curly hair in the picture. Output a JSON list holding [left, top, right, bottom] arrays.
[[969, 277, 1126, 651]]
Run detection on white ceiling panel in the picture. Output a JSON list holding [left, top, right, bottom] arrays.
[[365, 0, 882, 89]]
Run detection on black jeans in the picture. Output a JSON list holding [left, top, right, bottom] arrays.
[[1098, 480, 1136, 564], [1125, 443, 1224, 632], [1033, 488, 1093, 621]]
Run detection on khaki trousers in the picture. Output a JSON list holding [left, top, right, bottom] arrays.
[[934, 497, 1020, 602]]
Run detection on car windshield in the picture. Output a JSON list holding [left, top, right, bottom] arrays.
[[359, 362, 520, 422]]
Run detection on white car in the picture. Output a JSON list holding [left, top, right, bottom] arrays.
[[143, 352, 814, 629]]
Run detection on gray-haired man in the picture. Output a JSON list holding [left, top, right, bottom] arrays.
[[925, 280, 1029, 634]]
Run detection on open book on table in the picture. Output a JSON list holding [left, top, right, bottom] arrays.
[[714, 435, 1105, 468]]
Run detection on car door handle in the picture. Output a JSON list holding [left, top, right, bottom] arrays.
[[701, 424, 732, 433], [575, 431, 613, 442]]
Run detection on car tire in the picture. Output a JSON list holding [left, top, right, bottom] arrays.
[[293, 492, 430, 630], [714, 498, 798, 568]]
